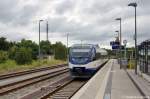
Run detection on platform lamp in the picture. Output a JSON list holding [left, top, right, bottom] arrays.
[[115, 30, 120, 42], [115, 30, 120, 60], [115, 18, 122, 68], [128, 2, 137, 74], [115, 18, 122, 45], [39, 20, 44, 59]]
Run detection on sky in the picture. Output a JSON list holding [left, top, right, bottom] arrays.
[[0, 0, 149, 49]]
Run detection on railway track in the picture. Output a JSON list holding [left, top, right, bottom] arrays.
[[0, 65, 68, 95], [0, 61, 108, 99], [20, 60, 108, 99], [0, 64, 67, 80], [47, 80, 87, 99], [20, 76, 87, 99]]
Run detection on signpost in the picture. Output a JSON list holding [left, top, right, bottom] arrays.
[[110, 40, 128, 69], [110, 41, 120, 50], [123, 40, 127, 59], [121, 40, 128, 69]]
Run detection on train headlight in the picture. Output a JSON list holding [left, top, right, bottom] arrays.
[[84, 58, 88, 61], [72, 58, 76, 61]]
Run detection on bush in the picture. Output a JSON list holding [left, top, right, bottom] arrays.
[[54, 42, 67, 60], [8, 46, 18, 60], [0, 51, 8, 63], [15, 47, 32, 65]]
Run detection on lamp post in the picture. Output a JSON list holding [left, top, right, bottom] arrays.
[[67, 33, 69, 54], [115, 18, 122, 68], [67, 33, 69, 63], [128, 2, 137, 74], [115, 18, 122, 45], [115, 30, 120, 42], [123, 40, 127, 59], [115, 30, 120, 59], [39, 20, 44, 59], [46, 21, 49, 41]]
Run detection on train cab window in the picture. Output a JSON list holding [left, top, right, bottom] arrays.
[[70, 48, 91, 58]]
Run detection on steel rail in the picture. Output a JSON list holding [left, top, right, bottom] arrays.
[[0, 68, 69, 95], [20, 75, 73, 99], [47, 80, 87, 99], [0, 64, 67, 80], [20, 77, 87, 99]]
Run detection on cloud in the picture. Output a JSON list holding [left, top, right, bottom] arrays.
[[0, 0, 149, 49], [0, 0, 19, 23], [54, 0, 76, 15]]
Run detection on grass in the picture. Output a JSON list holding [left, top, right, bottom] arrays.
[[0, 59, 66, 74]]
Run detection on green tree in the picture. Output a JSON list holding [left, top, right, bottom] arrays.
[[54, 42, 67, 60], [40, 40, 52, 55], [15, 47, 32, 64], [0, 37, 10, 51], [0, 51, 8, 63], [8, 46, 18, 60], [16, 39, 38, 59]]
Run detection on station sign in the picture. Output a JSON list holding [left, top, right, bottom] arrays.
[[112, 45, 120, 49], [110, 41, 120, 49], [110, 41, 120, 46], [112, 45, 124, 50], [123, 40, 127, 45]]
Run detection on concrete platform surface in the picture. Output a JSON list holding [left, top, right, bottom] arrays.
[[111, 60, 142, 99], [127, 70, 150, 98]]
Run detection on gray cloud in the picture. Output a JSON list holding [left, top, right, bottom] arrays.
[[54, 0, 76, 15], [0, 0, 149, 48], [0, 0, 19, 23], [1, 32, 29, 42], [0, 0, 39, 26], [14, 5, 39, 26]]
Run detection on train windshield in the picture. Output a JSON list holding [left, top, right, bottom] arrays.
[[70, 48, 91, 57]]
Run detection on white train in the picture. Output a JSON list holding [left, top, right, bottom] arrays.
[[69, 44, 108, 78]]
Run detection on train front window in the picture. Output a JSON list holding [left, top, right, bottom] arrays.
[[70, 48, 90, 57]]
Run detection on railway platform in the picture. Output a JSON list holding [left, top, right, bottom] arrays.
[[72, 59, 150, 99], [110, 60, 142, 99]]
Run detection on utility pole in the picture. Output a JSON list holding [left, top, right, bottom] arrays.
[[115, 18, 122, 45], [39, 20, 44, 59], [115, 30, 120, 59], [46, 21, 49, 41], [67, 33, 69, 53], [115, 30, 120, 42], [115, 18, 122, 68], [128, 2, 137, 74], [67, 33, 69, 63], [123, 40, 127, 59]]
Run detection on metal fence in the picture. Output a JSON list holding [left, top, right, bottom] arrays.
[[138, 39, 150, 75]]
